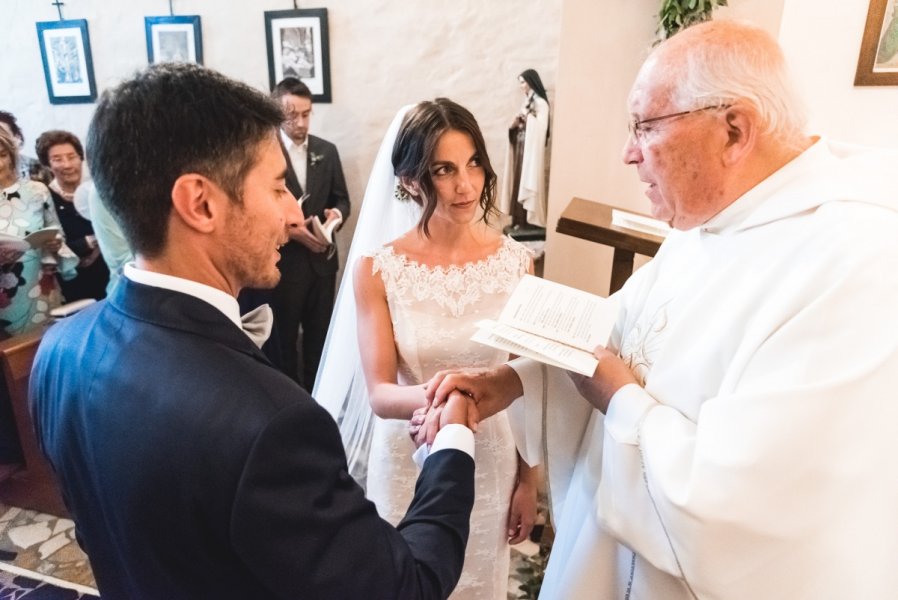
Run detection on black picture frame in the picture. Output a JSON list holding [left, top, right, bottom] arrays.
[[264, 8, 332, 102], [35, 19, 97, 104], [145, 15, 204, 65]]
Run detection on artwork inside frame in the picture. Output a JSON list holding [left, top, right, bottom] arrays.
[[35, 19, 97, 104], [145, 15, 204, 65], [855, 0, 898, 85], [264, 8, 332, 102]]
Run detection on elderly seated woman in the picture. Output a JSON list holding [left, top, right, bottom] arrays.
[[35, 129, 109, 302]]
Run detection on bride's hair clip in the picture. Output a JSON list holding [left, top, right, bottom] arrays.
[[393, 181, 413, 203]]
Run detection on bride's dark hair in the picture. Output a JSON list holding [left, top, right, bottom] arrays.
[[391, 98, 498, 237]]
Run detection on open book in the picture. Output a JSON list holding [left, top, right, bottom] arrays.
[[0, 226, 61, 255], [471, 274, 618, 376], [310, 215, 342, 245]]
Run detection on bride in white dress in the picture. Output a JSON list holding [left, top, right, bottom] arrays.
[[314, 99, 537, 599]]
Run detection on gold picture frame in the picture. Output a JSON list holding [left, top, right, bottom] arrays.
[[855, 0, 898, 85]]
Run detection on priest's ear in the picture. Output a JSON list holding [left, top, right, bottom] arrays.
[[720, 103, 759, 167]]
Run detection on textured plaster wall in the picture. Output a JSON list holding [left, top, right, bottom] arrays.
[[1, 0, 562, 267]]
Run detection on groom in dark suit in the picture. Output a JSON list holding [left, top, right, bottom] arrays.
[[271, 77, 350, 389], [29, 63, 475, 600]]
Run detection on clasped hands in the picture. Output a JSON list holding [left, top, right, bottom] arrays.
[[409, 365, 519, 448], [409, 388, 479, 449], [409, 346, 640, 447]]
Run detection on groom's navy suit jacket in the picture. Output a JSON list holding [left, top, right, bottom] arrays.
[[30, 278, 474, 599]]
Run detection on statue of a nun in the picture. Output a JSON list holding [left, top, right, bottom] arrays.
[[500, 68, 550, 230]]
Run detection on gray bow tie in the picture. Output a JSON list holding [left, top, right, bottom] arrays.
[[241, 304, 273, 348]]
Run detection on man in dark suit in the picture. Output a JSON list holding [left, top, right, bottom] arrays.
[[272, 77, 349, 389], [29, 63, 476, 600]]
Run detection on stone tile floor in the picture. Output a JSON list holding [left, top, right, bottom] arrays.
[[1, 500, 547, 599]]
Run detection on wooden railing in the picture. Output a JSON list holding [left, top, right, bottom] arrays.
[[0, 326, 69, 517]]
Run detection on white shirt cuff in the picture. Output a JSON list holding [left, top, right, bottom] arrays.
[[603, 383, 657, 445], [412, 423, 475, 468]]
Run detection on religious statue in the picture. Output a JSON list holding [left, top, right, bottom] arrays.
[[500, 69, 551, 233]]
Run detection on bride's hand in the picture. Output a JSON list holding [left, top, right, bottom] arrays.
[[408, 406, 428, 443]]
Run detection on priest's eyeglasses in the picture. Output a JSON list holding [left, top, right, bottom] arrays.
[[628, 104, 731, 142]]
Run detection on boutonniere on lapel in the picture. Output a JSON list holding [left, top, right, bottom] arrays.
[[309, 152, 324, 168]]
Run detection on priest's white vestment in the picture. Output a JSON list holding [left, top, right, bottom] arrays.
[[507, 139, 898, 599]]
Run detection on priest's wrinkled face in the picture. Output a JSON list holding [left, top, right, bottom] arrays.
[[621, 54, 732, 231]]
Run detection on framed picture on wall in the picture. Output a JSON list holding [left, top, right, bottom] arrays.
[[264, 8, 332, 102], [35, 19, 97, 104], [145, 15, 204, 65], [855, 0, 898, 85]]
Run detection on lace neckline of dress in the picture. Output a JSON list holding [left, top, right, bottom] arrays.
[[380, 236, 514, 274]]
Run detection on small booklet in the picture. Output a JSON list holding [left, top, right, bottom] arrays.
[[471, 274, 619, 376], [0, 226, 61, 255], [611, 208, 671, 238], [310, 215, 342, 245]]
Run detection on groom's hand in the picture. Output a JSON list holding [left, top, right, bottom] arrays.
[[412, 391, 479, 448]]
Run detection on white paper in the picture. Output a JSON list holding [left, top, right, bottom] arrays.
[[497, 275, 617, 351], [611, 208, 671, 237], [310, 215, 342, 245], [472, 324, 598, 376], [23, 227, 61, 248]]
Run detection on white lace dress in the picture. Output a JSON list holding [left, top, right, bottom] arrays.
[[365, 236, 531, 600]]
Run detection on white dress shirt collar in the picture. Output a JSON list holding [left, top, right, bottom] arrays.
[[280, 130, 308, 153], [123, 262, 243, 330]]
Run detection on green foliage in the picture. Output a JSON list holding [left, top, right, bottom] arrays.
[[657, 0, 729, 41], [515, 547, 549, 600]]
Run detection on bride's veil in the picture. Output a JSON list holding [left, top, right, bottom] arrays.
[[313, 105, 421, 487]]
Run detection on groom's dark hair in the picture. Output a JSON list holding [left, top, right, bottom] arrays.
[[86, 62, 284, 257], [392, 98, 498, 237]]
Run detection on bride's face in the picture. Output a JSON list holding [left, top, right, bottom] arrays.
[[427, 129, 484, 225]]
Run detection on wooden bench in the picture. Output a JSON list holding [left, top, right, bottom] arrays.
[[0, 326, 69, 517]]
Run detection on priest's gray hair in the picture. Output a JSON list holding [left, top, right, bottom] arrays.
[[663, 20, 808, 148]]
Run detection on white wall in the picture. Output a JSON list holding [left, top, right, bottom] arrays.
[[542, 0, 658, 295], [778, 0, 898, 147], [8, 0, 893, 299], [1, 0, 563, 264]]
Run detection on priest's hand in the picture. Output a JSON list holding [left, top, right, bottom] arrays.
[[568, 346, 638, 414], [425, 365, 522, 422]]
